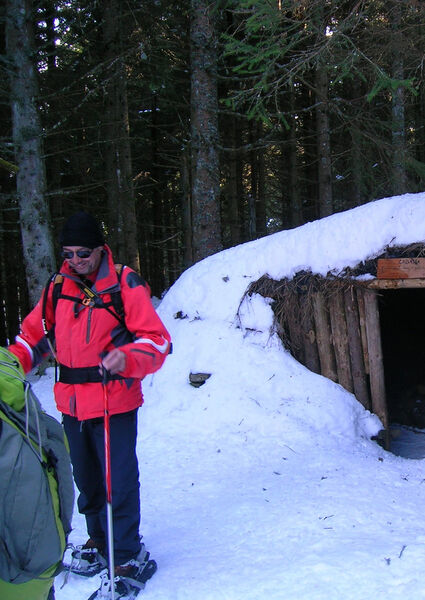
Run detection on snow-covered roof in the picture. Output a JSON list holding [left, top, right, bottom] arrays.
[[160, 193, 425, 324]]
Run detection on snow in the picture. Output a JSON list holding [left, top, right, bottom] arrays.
[[34, 192, 425, 600]]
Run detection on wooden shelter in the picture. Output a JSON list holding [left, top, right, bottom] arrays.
[[243, 244, 425, 444]]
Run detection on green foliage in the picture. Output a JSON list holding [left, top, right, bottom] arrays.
[[406, 157, 425, 180], [222, 0, 421, 125], [367, 73, 418, 102], [222, 0, 309, 122], [2, 0, 425, 321]]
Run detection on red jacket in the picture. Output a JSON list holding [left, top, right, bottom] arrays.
[[9, 245, 171, 420]]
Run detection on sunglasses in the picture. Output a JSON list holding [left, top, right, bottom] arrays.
[[61, 248, 94, 259]]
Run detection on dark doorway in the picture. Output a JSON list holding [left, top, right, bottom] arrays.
[[379, 288, 425, 428]]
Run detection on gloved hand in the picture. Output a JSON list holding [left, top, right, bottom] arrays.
[[0, 348, 25, 411]]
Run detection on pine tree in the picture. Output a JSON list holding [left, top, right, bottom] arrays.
[[5, 0, 56, 305]]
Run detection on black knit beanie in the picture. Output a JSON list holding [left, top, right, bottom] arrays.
[[59, 212, 105, 249]]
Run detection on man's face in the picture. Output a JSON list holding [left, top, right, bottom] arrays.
[[62, 246, 103, 276]]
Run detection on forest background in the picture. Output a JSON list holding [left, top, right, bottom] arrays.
[[0, 0, 424, 346]]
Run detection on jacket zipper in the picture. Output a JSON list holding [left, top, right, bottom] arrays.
[[86, 307, 92, 343]]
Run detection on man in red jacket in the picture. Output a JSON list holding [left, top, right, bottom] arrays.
[[8, 212, 171, 598]]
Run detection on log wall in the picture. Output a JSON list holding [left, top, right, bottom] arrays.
[[251, 255, 425, 446], [280, 281, 387, 429]]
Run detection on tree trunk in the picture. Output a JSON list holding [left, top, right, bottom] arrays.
[[249, 124, 258, 239], [252, 121, 267, 238], [288, 87, 302, 227], [316, 63, 333, 217], [103, 0, 140, 272], [181, 148, 193, 268], [391, 1, 407, 194], [256, 150, 266, 238], [190, 0, 222, 262], [38, 1, 63, 222], [313, 2, 333, 218], [6, 0, 56, 306], [350, 127, 363, 207], [226, 117, 242, 247], [147, 92, 165, 294]]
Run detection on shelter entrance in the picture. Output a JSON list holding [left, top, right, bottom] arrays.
[[249, 252, 425, 454], [379, 288, 425, 429]]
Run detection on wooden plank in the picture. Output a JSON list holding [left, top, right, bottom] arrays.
[[298, 293, 320, 374], [377, 258, 425, 279], [363, 289, 388, 430], [344, 287, 370, 410], [312, 292, 337, 382], [366, 278, 425, 289], [328, 290, 353, 393], [286, 292, 305, 365], [356, 288, 370, 375]]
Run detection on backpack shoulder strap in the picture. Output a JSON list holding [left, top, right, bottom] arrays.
[[52, 274, 64, 312], [110, 264, 125, 320], [41, 273, 63, 339]]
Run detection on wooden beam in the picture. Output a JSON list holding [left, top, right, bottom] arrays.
[[366, 278, 425, 289], [356, 288, 370, 375], [328, 290, 353, 392], [344, 287, 370, 410], [312, 292, 337, 382], [286, 292, 305, 365], [363, 289, 388, 429], [298, 293, 320, 374]]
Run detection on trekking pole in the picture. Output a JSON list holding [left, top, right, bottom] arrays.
[[102, 366, 115, 600]]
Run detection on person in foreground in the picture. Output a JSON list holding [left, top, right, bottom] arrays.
[[0, 348, 74, 600], [7, 212, 172, 599]]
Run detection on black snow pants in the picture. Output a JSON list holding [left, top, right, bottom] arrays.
[[63, 409, 141, 565]]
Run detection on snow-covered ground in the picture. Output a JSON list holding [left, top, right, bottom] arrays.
[[35, 193, 425, 600]]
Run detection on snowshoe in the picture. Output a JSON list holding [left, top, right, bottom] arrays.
[[87, 550, 157, 600], [64, 539, 107, 577]]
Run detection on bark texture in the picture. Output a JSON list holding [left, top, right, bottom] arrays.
[[6, 0, 56, 305], [190, 0, 222, 262]]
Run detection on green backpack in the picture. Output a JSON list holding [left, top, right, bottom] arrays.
[[0, 350, 74, 586]]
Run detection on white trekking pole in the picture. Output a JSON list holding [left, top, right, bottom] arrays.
[[102, 367, 115, 600]]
